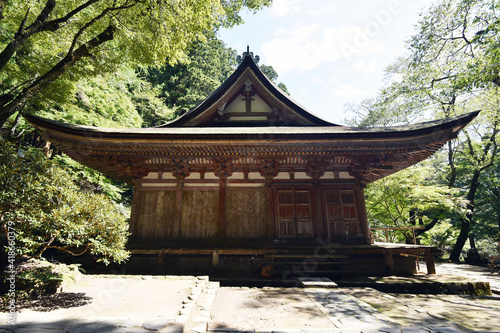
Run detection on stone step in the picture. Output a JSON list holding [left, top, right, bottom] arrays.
[[266, 254, 349, 259], [183, 281, 220, 333], [175, 276, 210, 327], [267, 269, 355, 275], [269, 261, 351, 265]]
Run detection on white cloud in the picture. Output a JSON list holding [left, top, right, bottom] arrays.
[[333, 84, 376, 101], [262, 25, 384, 74], [269, 0, 302, 17], [309, 5, 336, 17], [311, 77, 339, 85], [353, 59, 380, 74]]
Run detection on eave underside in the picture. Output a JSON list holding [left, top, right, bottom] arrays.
[[38, 131, 451, 185], [24, 111, 478, 185]]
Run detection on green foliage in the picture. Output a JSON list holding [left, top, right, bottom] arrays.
[[36, 68, 143, 128], [418, 220, 460, 252], [15, 264, 62, 297], [367, 163, 468, 243], [0, 140, 130, 264], [0, 0, 273, 125], [141, 35, 238, 119], [141, 34, 289, 122]]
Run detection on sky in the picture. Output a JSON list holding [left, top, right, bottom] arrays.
[[218, 0, 433, 125]]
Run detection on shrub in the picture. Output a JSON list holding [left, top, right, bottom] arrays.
[[0, 140, 130, 265]]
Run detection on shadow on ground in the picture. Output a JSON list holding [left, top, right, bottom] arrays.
[[1, 292, 92, 312]]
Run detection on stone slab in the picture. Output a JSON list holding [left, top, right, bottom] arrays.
[[298, 277, 338, 288]]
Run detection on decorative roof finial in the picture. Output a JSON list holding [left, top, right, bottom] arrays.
[[237, 45, 260, 65]]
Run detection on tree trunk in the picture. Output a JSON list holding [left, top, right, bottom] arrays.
[[449, 215, 471, 261], [447, 141, 456, 187], [8, 111, 23, 138], [449, 170, 481, 261], [416, 217, 439, 236], [469, 234, 476, 249]]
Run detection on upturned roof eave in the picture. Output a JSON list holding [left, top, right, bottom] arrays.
[[23, 111, 479, 143]]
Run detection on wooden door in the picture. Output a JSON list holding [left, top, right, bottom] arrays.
[[276, 189, 313, 238], [324, 189, 359, 238]]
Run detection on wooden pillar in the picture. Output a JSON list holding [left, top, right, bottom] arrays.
[[218, 179, 227, 238], [212, 250, 219, 270], [425, 249, 436, 274], [129, 182, 141, 237], [174, 182, 184, 238], [266, 184, 279, 238], [384, 250, 394, 275], [156, 249, 165, 273], [313, 187, 325, 239], [356, 187, 371, 244]]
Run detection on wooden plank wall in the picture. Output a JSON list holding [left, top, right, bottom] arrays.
[[131, 187, 269, 240], [132, 191, 176, 238], [129, 184, 369, 243], [181, 190, 219, 238], [225, 188, 268, 238]]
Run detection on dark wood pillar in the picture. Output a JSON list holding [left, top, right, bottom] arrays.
[[218, 179, 227, 238], [174, 182, 184, 238], [313, 187, 325, 239], [356, 186, 372, 244], [425, 249, 436, 274], [267, 186, 275, 238], [129, 182, 142, 237], [384, 249, 394, 275]]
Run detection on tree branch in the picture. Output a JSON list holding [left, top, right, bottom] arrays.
[[0, 0, 55, 71], [42, 0, 99, 32], [0, 24, 115, 125], [45, 244, 90, 256]]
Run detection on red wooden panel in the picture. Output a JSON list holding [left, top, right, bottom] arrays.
[[276, 189, 313, 239], [325, 190, 340, 204], [279, 205, 294, 219], [278, 191, 293, 204], [327, 205, 342, 219], [341, 191, 355, 203], [294, 191, 310, 204], [296, 204, 311, 219], [343, 206, 356, 218]]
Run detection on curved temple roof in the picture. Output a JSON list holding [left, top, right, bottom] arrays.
[[23, 49, 479, 185], [24, 111, 479, 184]]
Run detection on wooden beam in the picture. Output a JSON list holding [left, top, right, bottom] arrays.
[[129, 184, 141, 236]]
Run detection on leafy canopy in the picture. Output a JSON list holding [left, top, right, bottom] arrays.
[[0, 0, 272, 125], [0, 140, 130, 264]]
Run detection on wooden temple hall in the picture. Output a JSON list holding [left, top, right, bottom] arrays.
[[25, 49, 478, 276]]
